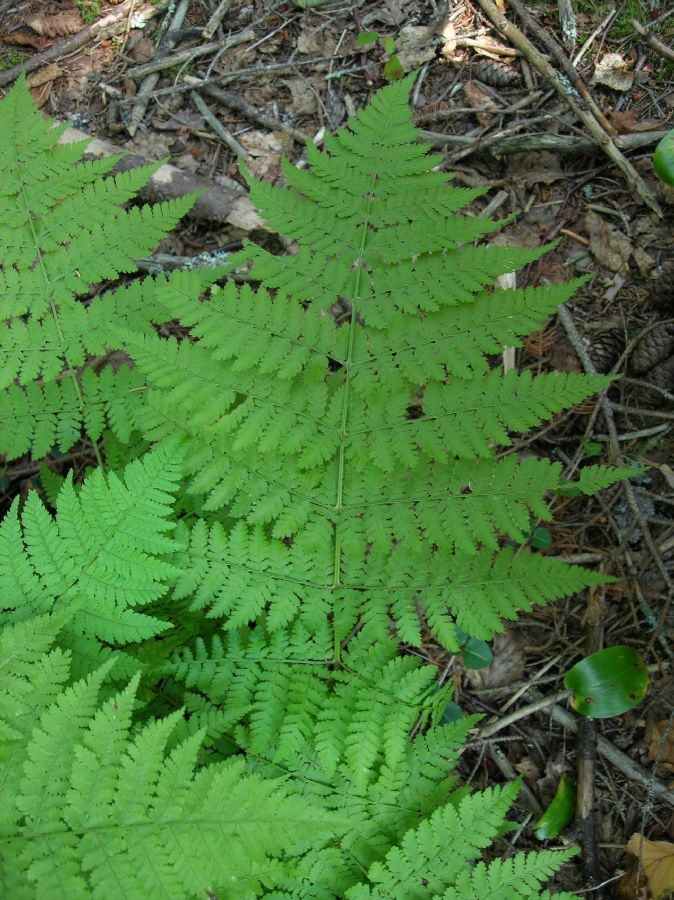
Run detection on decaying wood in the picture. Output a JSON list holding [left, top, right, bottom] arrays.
[[421, 128, 667, 155], [57, 126, 267, 232]]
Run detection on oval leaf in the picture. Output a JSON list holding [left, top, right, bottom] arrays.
[[653, 128, 674, 186], [534, 774, 576, 840], [383, 53, 404, 81], [564, 646, 649, 718], [531, 526, 552, 550], [462, 637, 494, 670]]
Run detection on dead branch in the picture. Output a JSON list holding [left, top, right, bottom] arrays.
[[57, 126, 266, 231], [0, 0, 169, 88], [474, 0, 663, 216], [632, 19, 674, 64]]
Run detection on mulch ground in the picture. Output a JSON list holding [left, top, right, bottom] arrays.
[[2, 1, 674, 896]]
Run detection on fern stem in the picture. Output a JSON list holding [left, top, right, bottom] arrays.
[[331, 206, 377, 668]]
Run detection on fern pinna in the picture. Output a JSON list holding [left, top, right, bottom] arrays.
[[0, 74, 624, 897]]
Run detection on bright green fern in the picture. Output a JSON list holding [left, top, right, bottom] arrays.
[[121, 76, 631, 651], [0, 73, 631, 897]]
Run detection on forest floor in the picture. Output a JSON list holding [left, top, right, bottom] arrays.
[[1, 0, 673, 896]]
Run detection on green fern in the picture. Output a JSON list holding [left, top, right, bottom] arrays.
[[0, 74, 629, 897], [0, 74, 223, 460], [121, 76, 631, 650], [0, 443, 184, 675], [0, 614, 338, 898]]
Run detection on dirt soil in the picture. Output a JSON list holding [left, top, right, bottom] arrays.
[[1, 1, 674, 896]]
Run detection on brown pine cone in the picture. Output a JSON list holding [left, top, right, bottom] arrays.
[[589, 329, 625, 373], [649, 258, 674, 311], [473, 59, 521, 87], [645, 356, 674, 393], [629, 323, 674, 375]]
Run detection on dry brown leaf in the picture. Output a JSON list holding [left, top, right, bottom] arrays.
[[1, 28, 43, 48], [648, 720, 674, 773], [28, 81, 52, 107], [592, 52, 634, 92], [26, 63, 64, 89], [609, 109, 640, 134], [26, 10, 83, 37], [463, 80, 500, 127], [238, 131, 290, 180], [585, 210, 632, 274], [626, 834, 674, 899], [283, 78, 318, 117], [466, 630, 525, 690], [130, 36, 155, 64], [506, 151, 563, 186], [395, 25, 436, 73]]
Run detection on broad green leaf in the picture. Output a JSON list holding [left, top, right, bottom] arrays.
[[383, 53, 404, 81], [564, 646, 649, 718], [531, 526, 552, 550], [653, 128, 674, 186]]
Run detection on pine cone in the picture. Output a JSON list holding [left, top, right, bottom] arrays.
[[649, 258, 674, 311], [473, 59, 521, 87], [589, 329, 625, 373], [629, 323, 674, 375], [646, 356, 674, 393]]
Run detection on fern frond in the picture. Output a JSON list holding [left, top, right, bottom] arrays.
[[163, 625, 450, 787], [119, 76, 629, 647], [0, 365, 145, 460], [0, 76, 224, 462], [344, 781, 522, 898], [567, 463, 640, 495], [1, 656, 339, 899], [0, 444, 183, 668], [440, 849, 577, 899]]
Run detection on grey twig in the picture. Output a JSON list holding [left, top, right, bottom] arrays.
[[202, 0, 233, 40], [127, 0, 191, 136], [475, 0, 662, 216], [185, 77, 310, 145], [0, 0, 169, 87], [191, 92, 246, 157]]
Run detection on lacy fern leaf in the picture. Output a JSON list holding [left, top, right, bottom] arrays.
[[0, 444, 183, 672], [0, 75, 629, 899], [0, 619, 338, 899], [0, 76, 223, 461], [123, 76, 631, 649]]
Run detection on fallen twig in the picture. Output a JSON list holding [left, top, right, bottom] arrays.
[[632, 19, 674, 64], [127, 0, 190, 137], [474, 0, 663, 216], [423, 128, 667, 156], [184, 76, 310, 145], [542, 689, 674, 808], [0, 0, 168, 88], [191, 91, 246, 157], [202, 0, 233, 40], [508, 0, 616, 135], [125, 29, 253, 80]]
